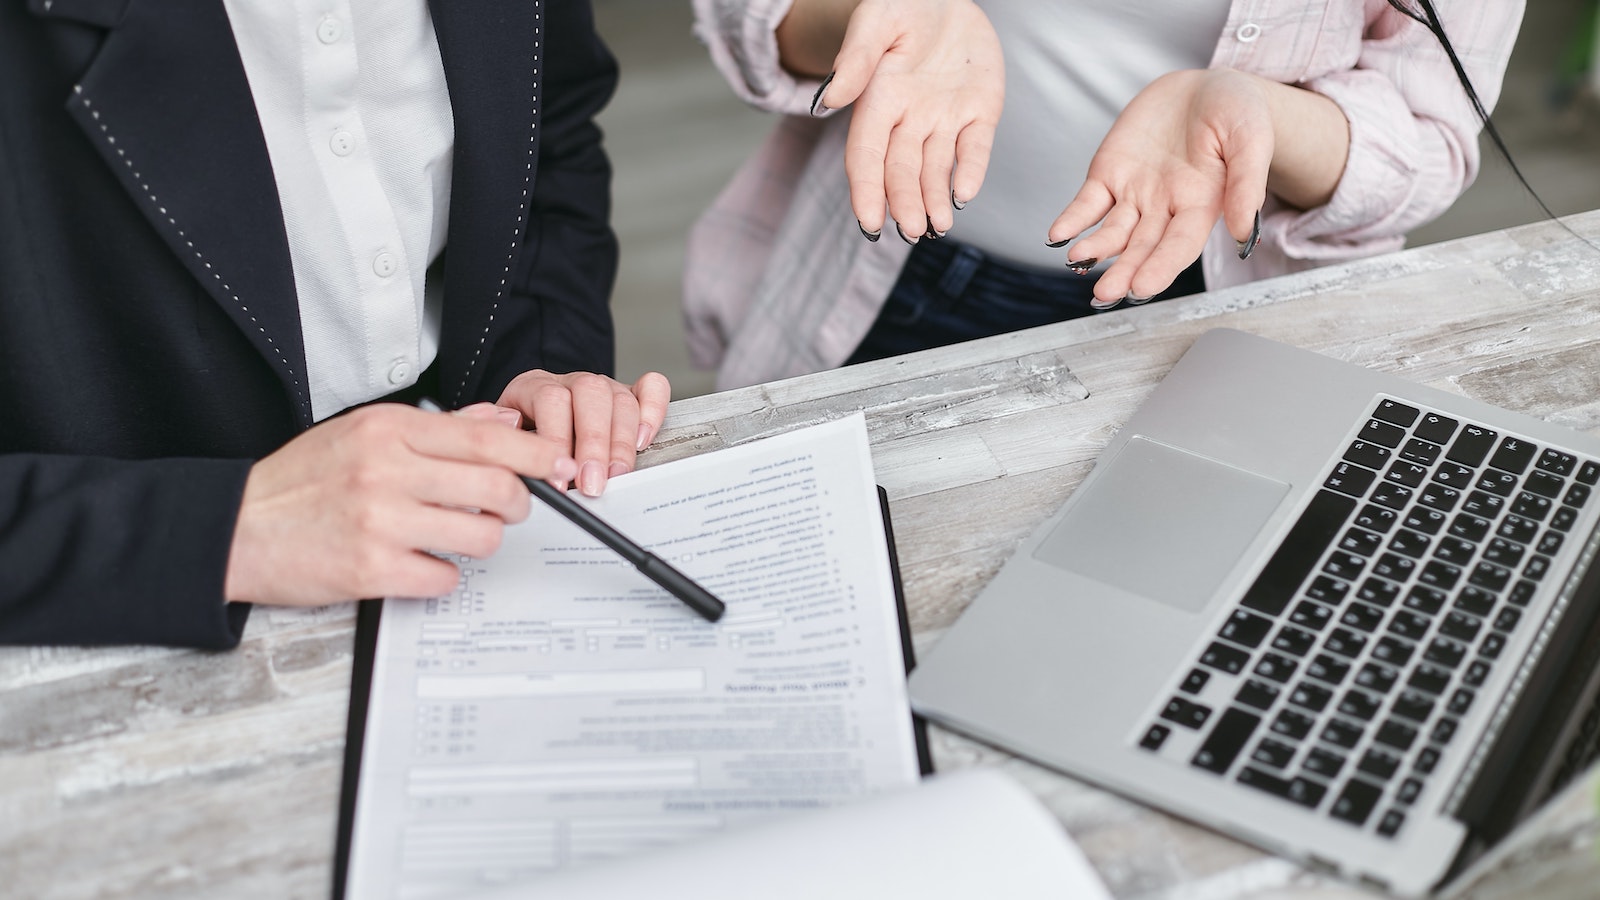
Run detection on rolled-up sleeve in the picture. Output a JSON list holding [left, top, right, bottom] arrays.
[[1273, 1, 1524, 260], [692, 0, 822, 116]]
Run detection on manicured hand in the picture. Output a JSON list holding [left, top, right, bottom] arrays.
[[225, 404, 579, 606], [1048, 69, 1275, 308], [816, 0, 1004, 243], [495, 370, 671, 497]]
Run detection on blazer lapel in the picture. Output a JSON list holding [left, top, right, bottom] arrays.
[[429, 0, 541, 405], [55, 0, 314, 426]]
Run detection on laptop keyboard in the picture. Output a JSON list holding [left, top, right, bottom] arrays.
[[1137, 397, 1598, 839]]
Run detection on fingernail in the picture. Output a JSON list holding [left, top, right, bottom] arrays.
[[1067, 257, 1098, 275], [495, 407, 523, 428], [858, 220, 881, 243], [1125, 293, 1153, 306], [609, 460, 630, 479], [553, 457, 578, 484], [1046, 236, 1074, 249], [952, 191, 967, 211], [579, 460, 605, 497], [809, 72, 834, 117], [637, 423, 654, 451], [896, 222, 919, 245], [1237, 209, 1261, 260], [924, 217, 945, 240], [1090, 296, 1123, 311]]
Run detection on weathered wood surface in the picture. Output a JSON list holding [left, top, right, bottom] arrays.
[[6, 213, 1600, 898]]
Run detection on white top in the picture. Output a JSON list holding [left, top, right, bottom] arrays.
[[221, 0, 454, 421], [955, 0, 1232, 270]]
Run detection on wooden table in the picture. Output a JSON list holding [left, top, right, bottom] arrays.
[[6, 212, 1600, 898]]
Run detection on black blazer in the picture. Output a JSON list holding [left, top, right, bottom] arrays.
[[0, 0, 620, 647]]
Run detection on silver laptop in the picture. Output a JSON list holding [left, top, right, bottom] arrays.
[[908, 328, 1600, 896]]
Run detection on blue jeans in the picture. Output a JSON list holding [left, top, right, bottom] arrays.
[[845, 238, 1204, 365]]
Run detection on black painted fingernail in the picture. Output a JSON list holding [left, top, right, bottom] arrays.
[[1066, 257, 1097, 275], [858, 220, 881, 243], [896, 222, 919, 245], [924, 217, 946, 240], [1046, 236, 1074, 249], [810, 72, 835, 117], [951, 190, 967, 211], [1237, 209, 1261, 260]]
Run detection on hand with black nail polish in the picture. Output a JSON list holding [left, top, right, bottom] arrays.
[[806, 0, 1004, 246], [1046, 68, 1284, 308]]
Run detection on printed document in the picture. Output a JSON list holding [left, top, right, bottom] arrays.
[[345, 414, 921, 899]]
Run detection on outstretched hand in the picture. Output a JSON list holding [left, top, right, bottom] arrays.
[[1048, 69, 1275, 308], [815, 0, 1004, 243]]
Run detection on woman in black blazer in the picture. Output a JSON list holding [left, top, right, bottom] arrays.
[[0, 0, 663, 648]]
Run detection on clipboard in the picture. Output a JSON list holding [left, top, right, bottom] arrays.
[[332, 485, 931, 897]]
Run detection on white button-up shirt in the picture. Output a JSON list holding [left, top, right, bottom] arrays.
[[222, 0, 454, 421]]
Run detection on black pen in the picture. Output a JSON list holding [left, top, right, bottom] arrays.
[[418, 399, 725, 622]]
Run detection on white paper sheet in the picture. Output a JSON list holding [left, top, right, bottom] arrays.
[[468, 768, 1114, 900], [345, 414, 922, 898]]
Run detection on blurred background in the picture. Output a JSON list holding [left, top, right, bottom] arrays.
[[593, 0, 1600, 400]]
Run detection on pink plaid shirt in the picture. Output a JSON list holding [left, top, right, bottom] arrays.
[[685, 0, 1525, 390]]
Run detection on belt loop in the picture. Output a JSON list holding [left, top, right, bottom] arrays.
[[937, 244, 985, 299]]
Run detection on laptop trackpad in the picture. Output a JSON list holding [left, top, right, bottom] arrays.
[[1032, 437, 1290, 612]]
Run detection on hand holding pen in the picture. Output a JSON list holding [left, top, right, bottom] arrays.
[[420, 399, 725, 622]]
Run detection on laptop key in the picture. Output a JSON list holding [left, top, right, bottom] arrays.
[[1448, 513, 1491, 542], [1419, 483, 1460, 512], [1424, 637, 1466, 668], [1375, 719, 1420, 752], [1359, 747, 1401, 781], [1240, 490, 1357, 617], [1462, 490, 1505, 518], [1271, 708, 1315, 740], [1337, 689, 1381, 721], [1356, 578, 1400, 608], [1462, 659, 1492, 687], [1482, 537, 1525, 568], [1525, 555, 1551, 581], [1536, 531, 1565, 556], [1344, 440, 1391, 470], [1566, 483, 1591, 508], [1414, 747, 1442, 775], [1475, 469, 1519, 497], [1331, 778, 1383, 826], [1271, 626, 1316, 657], [1251, 737, 1296, 769], [1370, 553, 1415, 583], [1305, 575, 1350, 604], [1325, 463, 1377, 499], [1354, 662, 1399, 694], [1439, 611, 1482, 643], [1453, 586, 1496, 616], [1361, 419, 1407, 448], [1304, 747, 1347, 779], [1387, 529, 1430, 559], [1180, 668, 1211, 694], [1161, 697, 1212, 729], [1236, 679, 1281, 711], [1467, 561, 1511, 593], [1578, 460, 1600, 485], [1200, 641, 1250, 675], [1306, 654, 1351, 686], [1447, 688, 1475, 716], [1511, 492, 1553, 521], [1414, 413, 1458, 445], [1237, 767, 1327, 809], [1433, 462, 1475, 490], [1402, 508, 1447, 535], [1434, 536, 1476, 566], [1488, 438, 1536, 475], [1479, 632, 1507, 660], [1377, 809, 1408, 838], [1507, 579, 1537, 607], [1387, 610, 1431, 642], [1408, 664, 1452, 696], [1371, 637, 1414, 667], [1525, 470, 1565, 500], [1400, 439, 1441, 466], [1446, 426, 1497, 467], [1289, 681, 1333, 712], [1356, 504, 1399, 533], [1192, 707, 1262, 774], [1405, 585, 1447, 615], [1321, 718, 1365, 749], [1386, 461, 1428, 489], [1391, 690, 1435, 724], [1537, 449, 1576, 476], [1498, 515, 1538, 545], [1432, 717, 1459, 745], [1140, 723, 1172, 751], [1339, 602, 1385, 633], [1340, 527, 1383, 556], [1324, 627, 1368, 659], [1417, 560, 1462, 590], [1290, 600, 1333, 631], [1373, 400, 1420, 428], [1371, 482, 1413, 511], [1219, 610, 1274, 648], [1493, 608, 1521, 634], [1255, 652, 1299, 684]]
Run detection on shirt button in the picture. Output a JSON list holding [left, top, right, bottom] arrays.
[[388, 360, 412, 386], [316, 16, 342, 44], [372, 251, 397, 278], [329, 131, 355, 156], [1236, 22, 1262, 42]]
